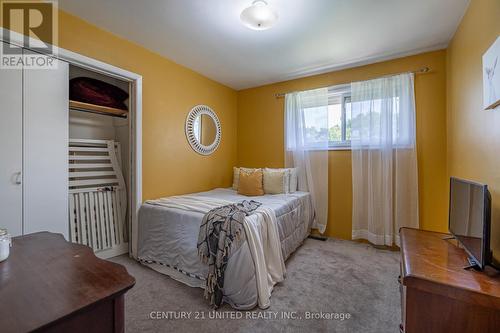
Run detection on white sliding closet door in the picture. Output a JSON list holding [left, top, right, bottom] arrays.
[[23, 49, 69, 239], [0, 42, 23, 236]]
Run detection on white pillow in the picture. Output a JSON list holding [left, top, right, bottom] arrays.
[[264, 167, 298, 193], [232, 167, 260, 190], [263, 169, 288, 194]]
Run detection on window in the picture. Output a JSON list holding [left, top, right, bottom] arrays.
[[350, 96, 413, 148], [302, 85, 352, 150], [327, 95, 351, 148], [293, 76, 414, 151]]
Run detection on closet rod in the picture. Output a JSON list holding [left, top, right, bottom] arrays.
[[274, 66, 431, 98]]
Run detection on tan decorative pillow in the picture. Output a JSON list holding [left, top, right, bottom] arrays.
[[238, 169, 264, 196], [232, 167, 259, 190], [263, 169, 287, 194]]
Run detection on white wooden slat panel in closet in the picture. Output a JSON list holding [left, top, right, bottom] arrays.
[[0, 42, 23, 237], [23, 49, 69, 239]]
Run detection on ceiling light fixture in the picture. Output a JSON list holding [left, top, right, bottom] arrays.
[[240, 0, 278, 31]]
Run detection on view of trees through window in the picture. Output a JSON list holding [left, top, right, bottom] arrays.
[[303, 94, 407, 148], [328, 99, 351, 143], [303, 95, 351, 147]]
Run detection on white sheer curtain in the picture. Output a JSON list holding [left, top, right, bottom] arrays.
[[350, 73, 419, 246], [285, 88, 329, 233]]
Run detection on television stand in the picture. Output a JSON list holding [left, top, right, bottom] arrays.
[[441, 235, 484, 270], [463, 256, 482, 271], [399, 228, 500, 333]]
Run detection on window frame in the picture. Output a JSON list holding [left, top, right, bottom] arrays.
[[328, 94, 352, 150], [297, 81, 415, 151]]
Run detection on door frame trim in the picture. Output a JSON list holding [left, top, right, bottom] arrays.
[[1, 28, 143, 258]]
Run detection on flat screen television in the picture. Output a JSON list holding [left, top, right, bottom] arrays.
[[449, 177, 491, 270]]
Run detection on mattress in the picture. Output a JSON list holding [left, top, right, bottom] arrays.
[[137, 188, 314, 309]]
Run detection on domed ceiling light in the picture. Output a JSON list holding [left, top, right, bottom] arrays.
[[240, 1, 278, 31]]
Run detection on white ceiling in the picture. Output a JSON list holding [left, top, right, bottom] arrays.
[[59, 0, 469, 90]]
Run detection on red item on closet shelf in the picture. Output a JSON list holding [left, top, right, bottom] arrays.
[[70, 77, 129, 111]]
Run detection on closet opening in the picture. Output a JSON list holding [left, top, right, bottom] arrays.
[[68, 65, 131, 258]]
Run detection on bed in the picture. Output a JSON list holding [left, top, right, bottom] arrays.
[[137, 188, 314, 309]]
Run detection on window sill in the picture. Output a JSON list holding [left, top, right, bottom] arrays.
[[294, 146, 352, 152], [292, 145, 414, 152], [328, 146, 351, 151]]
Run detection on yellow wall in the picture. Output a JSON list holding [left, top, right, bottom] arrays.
[[57, 12, 238, 201], [237, 51, 448, 239], [1, 9, 238, 201], [447, 0, 500, 258], [6, 1, 497, 250]]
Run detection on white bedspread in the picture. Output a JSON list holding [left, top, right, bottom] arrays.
[[243, 207, 285, 308], [145, 195, 285, 309], [146, 195, 232, 213]]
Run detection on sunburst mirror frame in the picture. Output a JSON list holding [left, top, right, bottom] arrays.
[[185, 105, 222, 155]]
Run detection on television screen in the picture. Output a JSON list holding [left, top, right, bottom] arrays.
[[449, 177, 489, 268]]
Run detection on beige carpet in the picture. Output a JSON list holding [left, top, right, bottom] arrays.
[[111, 238, 401, 333]]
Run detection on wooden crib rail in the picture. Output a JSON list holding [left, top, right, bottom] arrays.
[[68, 139, 128, 256]]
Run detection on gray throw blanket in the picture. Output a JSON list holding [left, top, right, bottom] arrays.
[[197, 200, 262, 308]]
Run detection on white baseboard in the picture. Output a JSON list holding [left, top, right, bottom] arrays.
[[95, 242, 129, 259], [352, 230, 400, 247]]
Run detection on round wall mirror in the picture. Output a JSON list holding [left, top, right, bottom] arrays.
[[185, 105, 221, 155]]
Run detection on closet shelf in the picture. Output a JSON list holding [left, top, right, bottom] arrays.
[[69, 100, 128, 118]]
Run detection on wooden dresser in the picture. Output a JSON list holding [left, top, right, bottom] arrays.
[[399, 228, 500, 333], [0, 232, 135, 333]]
